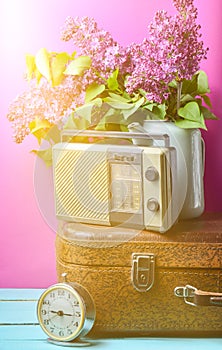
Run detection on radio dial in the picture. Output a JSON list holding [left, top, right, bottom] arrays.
[[147, 198, 159, 212], [145, 167, 159, 181]]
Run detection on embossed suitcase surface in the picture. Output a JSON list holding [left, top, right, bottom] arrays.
[[56, 213, 222, 336]]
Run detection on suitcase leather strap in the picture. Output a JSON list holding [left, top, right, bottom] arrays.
[[174, 285, 222, 307]]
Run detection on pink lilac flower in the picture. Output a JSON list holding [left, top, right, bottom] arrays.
[[7, 76, 85, 143], [61, 16, 131, 79], [125, 0, 208, 102]]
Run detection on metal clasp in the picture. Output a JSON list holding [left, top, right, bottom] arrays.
[[174, 285, 197, 306], [131, 253, 155, 292]]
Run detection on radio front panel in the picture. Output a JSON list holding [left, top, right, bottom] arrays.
[[52, 142, 176, 233]]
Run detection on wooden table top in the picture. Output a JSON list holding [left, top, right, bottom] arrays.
[[0, 288, 221, 350]]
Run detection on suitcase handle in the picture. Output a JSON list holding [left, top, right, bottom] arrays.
[[174, 285, 222, 307]]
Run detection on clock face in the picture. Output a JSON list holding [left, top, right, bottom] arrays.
[[37, 284, 85, 341]]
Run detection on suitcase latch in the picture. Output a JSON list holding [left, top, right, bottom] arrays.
[[131, 253, 155, 292]]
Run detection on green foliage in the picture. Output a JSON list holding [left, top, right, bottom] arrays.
[[177, 102, 207, 130], [27, 55, 217, 166], [107, 69, 119, 91], [64, 56, 92, 76], [29, 119, 61, 165], [25, 48, 80, 86], [29, 118, 52, 144], [85, 83, 105, 103], [31, 148, 53, 167], [35, 48, 51, 82], [164, 70, 217, 130], [45, 69, 218, 162], [197, 70, 210, 94]]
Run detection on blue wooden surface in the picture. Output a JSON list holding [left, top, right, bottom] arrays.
[[0, 289, 222, 350]]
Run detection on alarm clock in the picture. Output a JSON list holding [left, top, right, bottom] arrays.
[[37, 281, 95, 346]]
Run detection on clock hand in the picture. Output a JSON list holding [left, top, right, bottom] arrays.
[[50, 310, 73, 316]]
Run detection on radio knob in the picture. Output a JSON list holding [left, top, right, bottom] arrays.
[[147, 198, 159, 212], [145, 167, 159, 181]]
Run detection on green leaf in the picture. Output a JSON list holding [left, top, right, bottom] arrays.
[[74, 102, 97, 123], [120, 123, 128, 132], [108, 92, 131, 102], [35, 48, 51, 82], [94, 118, 107, 131], [46, 125, 61, 143], [180, 94, 195, 104], [143, 103, 155, 111], [200, 106, 218, 120], [138, 88, 151, 100], [63, 112, 78, 129], [122, 97, 145, 119], [104, 97, 133, 110], [175, 115, 207, 130], [70, 51, 77, 60], [168, 79, 178, 89], [31, 148, 52, 167], [95, 109, 124, 131], [107, 69, 119, 91], [197, 70, 210, 95], [64, 56, 91, 76], [181, 75, 198, 95], [51, 52, 70, 86], [178, 101, 201, 122], [29, 118, 52, 144], [85, 83, 105, 103], [35, 68, 42, 84], [153, 105, 166, 119], [122, 91, 132, 100], [95, 107, 118, 131], [73, 117, 90, 130], [143, 102, 166, 119], [202, 94, 212, 108], [25, 54, 36, 81]]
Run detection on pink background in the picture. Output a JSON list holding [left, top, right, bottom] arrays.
[[1, 0, 222, 288]]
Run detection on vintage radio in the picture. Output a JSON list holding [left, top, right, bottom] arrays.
[[52, 130, 179, 233]]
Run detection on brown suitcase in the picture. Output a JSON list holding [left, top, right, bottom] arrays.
[[55, 213, 222, 337]]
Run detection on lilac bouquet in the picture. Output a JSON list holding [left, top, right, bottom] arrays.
[[7, 0, 217, 164]]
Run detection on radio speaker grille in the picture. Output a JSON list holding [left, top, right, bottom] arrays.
[[54, 148, 110, 224]]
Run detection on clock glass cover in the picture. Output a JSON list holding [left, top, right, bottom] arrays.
[[37, 283, 85, 342]]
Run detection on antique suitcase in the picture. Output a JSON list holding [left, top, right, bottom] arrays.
[[55, 213, 222, 337]]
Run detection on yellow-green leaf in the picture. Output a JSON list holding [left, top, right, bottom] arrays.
[[35, 68, 42, 84], [107, 69, 119, 91], [197, 70, 210, 95], [74, 103, 94, 122], [46, 125, 61, 143], [178, 101, 201, 122], [108, 92, 131, 102], [29, 118, 52, 144], [63, 113, 78, 130], [85, 83, 105, 103], [25, 54, 36, 81], [31, 148, 52, 167], [202, 95, 212, 108], [51, 52, 70, 86], [35, 48, 51, 82], [64, 56, 91, 76], [175, 117, 207, 130], [200, 106, 218, 120], [122, 97, 145, 119], [104, 97, 133, 110]]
